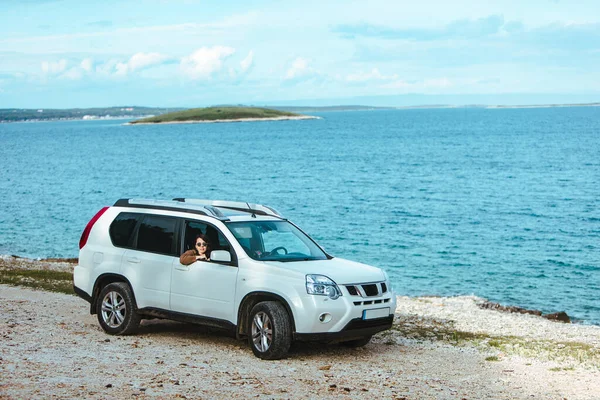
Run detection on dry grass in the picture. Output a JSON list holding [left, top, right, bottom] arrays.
[[0, 267, 74, 294]]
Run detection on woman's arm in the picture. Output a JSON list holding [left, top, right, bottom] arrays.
[[180, 249, 198, 265]]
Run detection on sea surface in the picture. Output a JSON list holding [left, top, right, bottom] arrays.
[[1, 108, 599, 324]]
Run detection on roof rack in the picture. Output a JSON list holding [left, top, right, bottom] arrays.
[[113, 198, 231, 220], [113, 198, 284, 220], [173, 198, 283, 218]]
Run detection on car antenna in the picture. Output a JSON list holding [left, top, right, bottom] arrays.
[[246, 202, 256, 218]]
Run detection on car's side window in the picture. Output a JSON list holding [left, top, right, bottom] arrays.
[[109, 212, 142, 248], [136, 215, 178, 256], [184, 220, 235, 264], [184, 221, 229, 250], [184, 221, 208, 251]]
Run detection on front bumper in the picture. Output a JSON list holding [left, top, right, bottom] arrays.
[[294, 315, 394, 342], [290, 285, 397, 341]]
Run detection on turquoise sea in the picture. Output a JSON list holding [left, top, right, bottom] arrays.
[[1, 107, 599, 324]]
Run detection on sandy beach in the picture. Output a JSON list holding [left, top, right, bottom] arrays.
[[1, 257, 599, 399]]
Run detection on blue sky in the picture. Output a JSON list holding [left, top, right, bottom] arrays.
[[1, 0, 599, 108]]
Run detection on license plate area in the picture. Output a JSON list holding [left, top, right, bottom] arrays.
[[362, 307, 390, 320]]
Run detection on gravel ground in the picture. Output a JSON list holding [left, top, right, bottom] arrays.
[[1, 258, 600, 399]]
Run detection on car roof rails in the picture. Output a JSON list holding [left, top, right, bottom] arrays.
[[172, 198, 284, 218], [113, 198, 231, 220]]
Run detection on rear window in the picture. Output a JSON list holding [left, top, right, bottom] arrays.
[[109, 212, 141, 248], [137, 215, 178, 256]]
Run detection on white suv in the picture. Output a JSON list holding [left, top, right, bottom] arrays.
[[74, 198, 396, 360]]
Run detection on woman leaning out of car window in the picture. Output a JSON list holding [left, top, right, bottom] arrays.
[[180, 234, 212, 265]]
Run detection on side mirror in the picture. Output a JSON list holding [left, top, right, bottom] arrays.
[[210, 250, 232, 263]]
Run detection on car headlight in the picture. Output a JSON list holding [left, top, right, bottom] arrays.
[[306, 274, 342, 300]]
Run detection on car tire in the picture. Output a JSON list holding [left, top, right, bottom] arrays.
[[341, 335, 372, 348], [96, 282, 141, 335], [248, 301, 292, 360]]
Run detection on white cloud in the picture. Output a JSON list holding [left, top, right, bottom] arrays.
[[114, 62, 129, 76], [80, 58, 93, 72], [95, 59, 120, 77], [115, 52, 170, 76], [57, 58, 95, 80], [35, 52, 172, 82], [62, 67, 83, 80], [226, 50, 254, 80], [180, 46, 236, 80], [129, 52, 170, 72], [240, 50, 254, 73], [41, 59, 68, 75], [285, 57, 315, 80], [346, 68, 399, 82]]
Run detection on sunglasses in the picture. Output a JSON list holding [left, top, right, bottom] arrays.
[[196, 242, 207, 247]]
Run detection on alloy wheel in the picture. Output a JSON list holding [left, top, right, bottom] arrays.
[[251, 311, 272, 352], [101, 291, 126, 328]]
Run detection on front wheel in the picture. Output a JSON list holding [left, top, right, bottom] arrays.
[[248, 301, 292, 360], [96, 282, 140, 335]]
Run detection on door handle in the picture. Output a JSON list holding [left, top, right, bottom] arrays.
[[127, 257, 141, 264]]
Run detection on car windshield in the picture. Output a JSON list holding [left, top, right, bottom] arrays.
[[226, 220, 328, 262]]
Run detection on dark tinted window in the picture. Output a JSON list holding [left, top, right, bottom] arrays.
[[137, 215, 177, 256], [109, 213, 141, 248]]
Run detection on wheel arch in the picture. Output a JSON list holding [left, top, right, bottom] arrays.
[[237, 291, 296, 339], [91, 274, 137, 314]]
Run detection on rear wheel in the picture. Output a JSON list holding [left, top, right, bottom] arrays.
[[248, 301, 292, 360], [341, 335, 372, 348], [96, 282, 140, 335]]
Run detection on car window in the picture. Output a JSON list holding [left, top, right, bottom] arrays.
[[184, 220, 232, 253], [227, 220, 328, 262], [136, 215, 177, 256], [109, 212, 141, 248], [262, 229, 310, 255]]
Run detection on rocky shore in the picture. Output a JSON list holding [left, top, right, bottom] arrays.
[[1, 256, 599, 399]]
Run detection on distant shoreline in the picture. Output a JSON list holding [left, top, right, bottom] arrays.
[[396, 102, 600, 110], [125, 115, 320, 125], [2, 102, 599, 123], [485, 103, 600, 109], [0, 115, 148, 124]]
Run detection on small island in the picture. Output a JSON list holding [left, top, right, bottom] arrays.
[[127, 106, 318, 125]]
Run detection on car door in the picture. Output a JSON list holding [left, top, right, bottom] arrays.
[[122, 214, 179, 310], [170, 220, 238, 322]]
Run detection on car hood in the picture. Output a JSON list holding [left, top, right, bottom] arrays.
[[269, 257, 385, 284]]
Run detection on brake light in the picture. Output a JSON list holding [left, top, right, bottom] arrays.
[[79, 207, 109, 249]]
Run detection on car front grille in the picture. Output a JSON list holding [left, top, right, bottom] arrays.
[[345, 281, 388, 298], [352, 298, 391, 306]]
